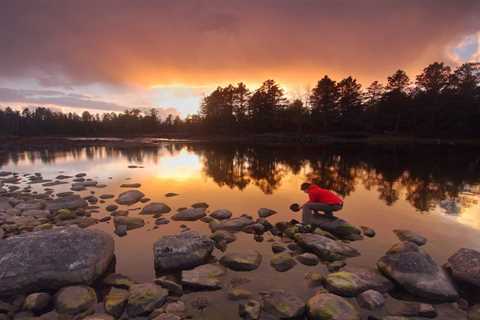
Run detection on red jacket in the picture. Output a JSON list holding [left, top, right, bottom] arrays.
[[307, 185, 343, 205]]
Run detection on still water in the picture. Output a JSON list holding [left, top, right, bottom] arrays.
[[1, 142, 479, 318]]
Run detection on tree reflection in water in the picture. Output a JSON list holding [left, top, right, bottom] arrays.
[[1, 142, 479, 213]]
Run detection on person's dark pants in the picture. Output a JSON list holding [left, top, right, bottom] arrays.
[[302, 202, 343, 217]]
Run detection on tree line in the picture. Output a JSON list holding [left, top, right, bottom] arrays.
[[0, 61, 479, 138]]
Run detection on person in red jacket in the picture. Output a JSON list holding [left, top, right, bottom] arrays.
[[300, 182, 343, 217]]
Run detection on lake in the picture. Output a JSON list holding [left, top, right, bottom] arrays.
[[1, 141, 479, 319]]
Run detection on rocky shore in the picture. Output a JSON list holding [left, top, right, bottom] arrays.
[[1, 169, 480, 319]]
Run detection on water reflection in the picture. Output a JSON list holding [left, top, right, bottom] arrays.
[[1, 142, 479, 215]]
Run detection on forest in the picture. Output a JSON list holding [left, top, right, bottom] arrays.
[[0, 62, 479, 138]]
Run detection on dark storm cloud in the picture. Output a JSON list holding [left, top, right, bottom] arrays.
[[0, 0, 479, 86]]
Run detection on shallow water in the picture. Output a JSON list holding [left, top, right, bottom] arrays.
[[1, 142, 480, 318]]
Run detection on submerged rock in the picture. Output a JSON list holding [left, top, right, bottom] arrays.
[[115, 190, 145, 205], [220, 250, 262, 271], [295, 233, 360, 261], [141, 202, 171, 215], [306, 292, 360, 320], [377, 245, 458, 302], [153, 231, 214, 272], [0, 227, 114, 295], [445, 248, 480, 288], [262, 290, 305, 319], [393, 229, 427, 246], [324, 268, 393, 297], [181, 264, 226, 290], [171, 208, 206, 221]]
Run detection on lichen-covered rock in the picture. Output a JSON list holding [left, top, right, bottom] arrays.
[[127, 283, 168, 317], [181, 264, 226, 290], [324, 268, 393, 297], [104, 288, 129, 318], [153, 231, 214, 272], [377, 246, 458, 302], [296, 253, 320, 266], [445, 248, 480, 287], [356, 290, 385, 310], [295, 233, 360, 261], [262, 290, 305, 319], [220, 250, 262, 271], [270, 252, 297, 272], [306, 292, 360, 320], [54, 286, 97, 316], [23, 292, 51, 313], [239, 300, 261, 320], [0, 228, 114, 295]]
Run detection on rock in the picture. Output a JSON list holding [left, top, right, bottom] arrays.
[[307, 215, 362, 241], [239, 300, 262, 320], [295, 233, 360, 261], [154, 231, 214, 272], [324, 268, 393, 297], [228, 288, 253, 300], [356, 290, 385, 310], [387, 301, 437, 318], [171, 208, 206, 221], [296, 253, 320, 266], [141, 202, 171, 215], [306, 292, 360, 320], [257, 208, 276, 218], [103, 273, 136, 289], [210, 209, 232, 220], [164, 301, 186, 316], [54, 286, 97, 316], [16, 200, 45, 211], [270, 252, 297, 272], [127, 283, 168, 317], [181, 264, 226, 290], [445, 248, 480, 287], [104, 288, 129, 318], [165, 193, 178, 197], [155, 277, 183, 296], [113, 216, 145, 230], [386, 241, 420, 255], [272, 243, 287, 253], [210, 216, 255, 232], [220, 250, 262, 271], [99, 194, 114, 199], [23, 292, 51, 313], [114, 224, 127, 236], [46, 195, 87, 211], [377, 246, 459, 302], [106, 204, 118, 212], [115, 190, 145, 205], [84, 315, 114, 320], [55, 208, 77, 221], [469, 304, 480, 320], [393, 229, 427, 246], [327, 261, 346, 272], [210, 230, 236, 244], [262, 290, 305, 319], [152, 313, 181, 320], [360, 226, 376, 237], [192, 202, 209, 209], [305, 271, 324, 287], [120, 183, 141, 188], [0, 228, 114, 295]]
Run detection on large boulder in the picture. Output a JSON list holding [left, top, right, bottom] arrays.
[[324, 268, 393, 297], [306, 292, 360, 320], [305, 215, 362, 241], [153, 231, 214, 272], [377, 245, 458, 302], [445, 248, 480, 288], [295, 233, 360, 261], [0, 227, 114, 296], [115, 190, 145, 205]]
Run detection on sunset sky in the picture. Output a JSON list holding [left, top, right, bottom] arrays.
[[0, 0, 479, 118]]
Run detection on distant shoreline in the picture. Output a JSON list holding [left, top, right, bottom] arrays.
[[1, 133, 480, 151]]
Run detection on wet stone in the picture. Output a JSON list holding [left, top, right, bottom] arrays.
[[220, 250, 262, 271], [306, 292, 360, 320], [445, 248, 480, 288], [239, 300, 261, 320], [127, 283, 168, 317], [393, 229, 427, 246], [257, 208, 277, 218], [270, 252, 297, 272], [356, 290, 385, 310], [262, 290, 305, 319], [296, 252, 320, 266], [324, 268, 393, 297], [141, 202, 171, 215], [171, 208, 206, 221], [295, 233, 360, 261], [104, 287, 128, 318], [115, 190, 145, 205], [54, 285, 97, 316], [181, 263, 226, 290], [210, 209, 233, 220]]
